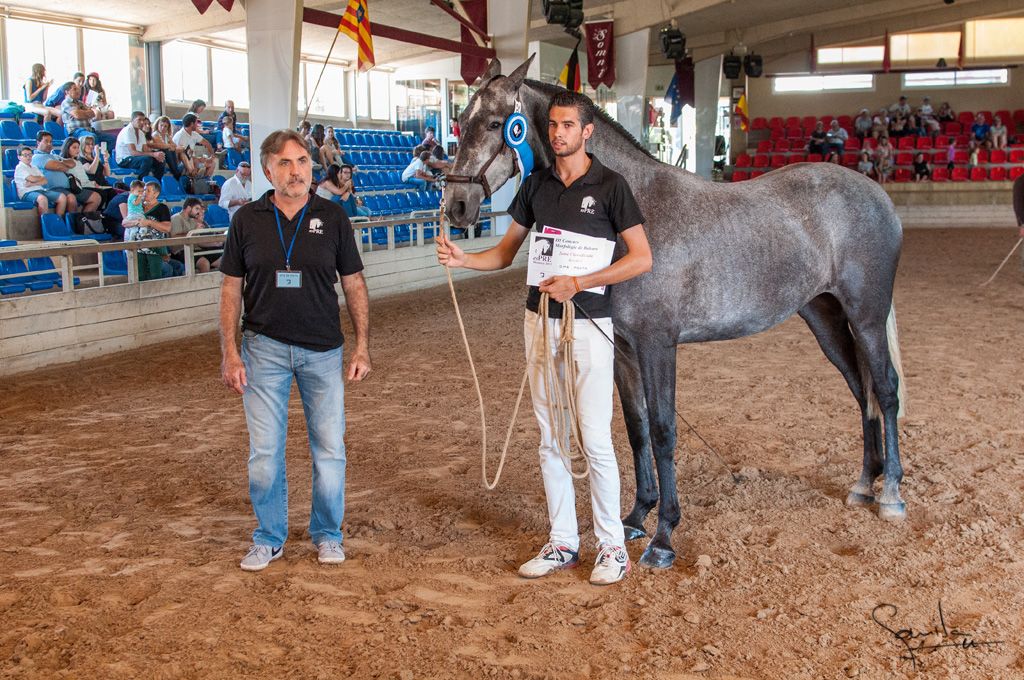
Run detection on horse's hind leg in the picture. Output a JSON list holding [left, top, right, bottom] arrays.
[[798, 295, 884, 506], [614, 335, 657, 541]]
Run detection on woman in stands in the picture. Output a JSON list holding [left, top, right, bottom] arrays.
[[22, 63, 61, 122], [912, 152, 931, 182], [321, 126, 346, 167], [62, 137, 115, 209], [188, 99, 207, 120], [148, 116, 183, 180], [79, 135, 112, 188], [990, 115, 1009, 150], [856, 151, 874, 179], [126, 181, 180, 279], [308, 123, 326, 166], [936, 102, 955, 124], [84, 73, 115, 119], [874, 136, 893, 183], [315, 164, 369, 217]]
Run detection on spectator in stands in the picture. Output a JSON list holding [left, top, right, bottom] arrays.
[[320, 126, 350, 168], [874, 136, 893, 183], [61, 137, 115, 209], [84, 73, 115, 119], [188, 99, 207, 120], [44, 72, 85, 110], [421, 126, 439, 150], [917, 106, 940, 137], [889, 95, 911, 117], [316, 164, 370, 218], [971, 113, 991, 148], [308, 124, 326, 166], [856, 151, 874, 179], [825, 120, 848, 156], [936, 101, 955, 123], [219, 161, 252, 221], [967, 139, 980, 171], [221, 115, 249, 154], [451, 119, 460, 144], [101, 191, 129, 240], [170, 197, 221, 273], [60, 82, 98, 138], [115, 111, 166, 179], [402, 150, 437, 190], [990, 115, 1008, 150], [919, 96, 934, 117], [148, 116, 183, 180], [904, 112, 926, 138], [23, 64, 61, 122], [299, 121, 312, 142], [946, 138, 956, 172], [121, 180, 147, 229], [173, 113, 216, 180], [871, 109, 889, 138], [854, 109, 873, 140], [34, 130, 100, 213], [79, 135, 112, 188], [912, 152, 931, 182], [217, 100, 236, 130], [426, 144, 452, 175], [14, 146, 68, 217], [889, 111, 907, 138], [807, 121, 827, 156], [124, 180, 181, 279]]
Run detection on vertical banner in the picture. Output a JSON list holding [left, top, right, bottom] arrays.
[[584, 21, 615, 90], [460, 0, 488, 86], [128, 36, 147, 115]]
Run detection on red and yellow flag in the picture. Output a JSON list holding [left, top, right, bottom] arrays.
[[734, 93, 749, 132], [559, 39, 582, 92], [339, 0, 375, 73]]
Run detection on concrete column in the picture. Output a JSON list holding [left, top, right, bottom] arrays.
[[487, 0, 531, 235], [613, 29, 650, 143], [244, 0, 304, 197], [694, 55, 722, 181]]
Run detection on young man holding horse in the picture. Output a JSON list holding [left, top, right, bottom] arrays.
[[436, 90, 651, 585]]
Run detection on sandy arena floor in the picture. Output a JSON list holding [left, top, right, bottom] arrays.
[[1, 227, 1023, 680]]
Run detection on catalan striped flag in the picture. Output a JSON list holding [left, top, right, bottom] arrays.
[[734, 93, 749, 132], [559, 39, 582, 92], [339, 0, 375, 73]]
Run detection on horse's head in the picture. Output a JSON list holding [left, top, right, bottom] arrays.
[[445, 55, 535, 227]]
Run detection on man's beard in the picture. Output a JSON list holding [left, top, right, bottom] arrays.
[[553, 137, 583, 157]]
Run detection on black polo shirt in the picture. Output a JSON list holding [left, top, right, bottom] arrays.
[[219, 190, 364, 352], [508, 153, 644, 319]]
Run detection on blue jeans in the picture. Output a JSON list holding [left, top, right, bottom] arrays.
[[241, 331, 347, 548], [404, 178, 428, 190], [161, 257, 184, 278], [118, 154, 165, 180]]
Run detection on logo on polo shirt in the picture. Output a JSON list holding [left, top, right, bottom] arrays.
[[580, 196, 596, 214], [308, 218, 324, 235]]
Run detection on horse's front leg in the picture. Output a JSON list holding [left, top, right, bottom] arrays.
[[613, 337, 657, 541], [637, 343, 680, 569]]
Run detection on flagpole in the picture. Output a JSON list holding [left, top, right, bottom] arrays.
[[303, 28, 342, 127]]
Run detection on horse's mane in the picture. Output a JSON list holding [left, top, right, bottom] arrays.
[[524, 79, 657, 161]]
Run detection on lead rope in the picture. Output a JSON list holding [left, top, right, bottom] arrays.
[[440, 198, 591, 489]]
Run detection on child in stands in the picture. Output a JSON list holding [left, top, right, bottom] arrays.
[[121, 180, 146, 229], [912, 152, 931, 182]]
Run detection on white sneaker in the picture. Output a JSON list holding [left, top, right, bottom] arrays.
[[317, 541, 346, 565], [518, 543, 579, 579], [240, 545, 282, 572], [590, 545, 630, 585]]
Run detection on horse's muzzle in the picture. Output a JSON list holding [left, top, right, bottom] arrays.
[[445, 198, 479, 228]]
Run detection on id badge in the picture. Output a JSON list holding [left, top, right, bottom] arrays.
[[276, 270, 302, 288]]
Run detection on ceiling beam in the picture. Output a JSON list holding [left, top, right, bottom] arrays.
[[141, 0, 351, 42], [529, 0, 731, 37]]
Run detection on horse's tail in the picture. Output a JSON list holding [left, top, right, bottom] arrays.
[[863, 303, 907, 420]]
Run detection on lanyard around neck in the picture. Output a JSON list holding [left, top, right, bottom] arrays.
[[273, 200, 309, 271]]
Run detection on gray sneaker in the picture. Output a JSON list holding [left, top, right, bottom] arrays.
[[317, 541, 346, 565], [240, 545, 282, 572]]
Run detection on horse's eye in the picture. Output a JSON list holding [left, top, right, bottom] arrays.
[[488, 121, 501, 131]]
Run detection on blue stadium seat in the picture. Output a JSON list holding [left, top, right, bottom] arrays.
[[27, 256, 79, 286], [340, 133, 356, 149], [1, 120, 29, 145], [353, 173, 369, 190], [370, 151, 383, 166], [3, 148, 18, 171], [170, 206, 182, 215], [3, 180, 34, 209], [206, 204, 230, 229], [372, 134, 385, 148], [101, 250, 129, 276], [161, 176, 187, 200], [21, 120, 43, 142], [43, 122, 66, 142], [383, 194, 401, 215], [368, 171, 385, 190], [225, 149, 243, 169], [0, 259, 54, 291], [41, 213, 111, 241], [362, 195, 385, 217], [387, 170, 402, 188], [393, 193, 412, 213], [0, 280, 26, 295]]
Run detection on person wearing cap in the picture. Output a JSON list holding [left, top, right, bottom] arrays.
[[889, 95, 911, 117], [920, 96, 934, 117], [84, 73, 115, 119], [871, 108, 890, 139], [854, 109, 873, 139], [219, 160, 252, 221]]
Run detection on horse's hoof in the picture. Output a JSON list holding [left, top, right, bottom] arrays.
[[623, 524, 647, 541], [846, 490, 876, 506], [878, 502, 906, 522], [638, 545, 676, 569]]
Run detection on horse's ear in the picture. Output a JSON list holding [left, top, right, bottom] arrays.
[[505, 54, 536, 91], [481, 59, 502, 83]]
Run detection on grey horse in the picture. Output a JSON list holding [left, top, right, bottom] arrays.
[[445, 57, 907, 569]]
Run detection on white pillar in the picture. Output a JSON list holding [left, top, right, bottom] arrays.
[[613, 28, 650, 143], [694, 55, 723, 181], [244, 0, 304, 197], [487, 0, 531, 235]]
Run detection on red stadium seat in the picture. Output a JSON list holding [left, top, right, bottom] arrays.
[[753, 154, 770, 168], [735, 153, 752, 167], [801, 116, 817, 129], [1010, 166, 1024, 181], [934, 135, 950, 147], [954, 135, 970, 148], [958, 111, 975, 126], [768, 117, 784, 129], [787, 127, 803, 139], [820, 115, 835, 126], [1009, 149, 1024, 163], [837, 115, 852, 127], [977, 150, 989, 164], [976, 110, 993, 124], [756, 140, 772, 153], [994, 110, 1011, 124], [806, 153, 823, 163], [1013, 110, 1024, 124], [989, 166, 1007, 181], [953, 151, 969, 164], [751, 117, 768, 130], [770, 128, 785, 140], [773, 139, 790, 152], [785, 116, 800, 128], [990, 149, 1007, 164], [932, 151, 949, 164], [897, 136, 915, 150], [969, 167, 986, 181], [895, 152, 914, 166], [788, 154, 805, 165], [845, 137, 861, 151], [951, 167, 969, 181], [862, 137, 877, 150], [750, 170, 765, 179], [915, 137, 932, 150], [770, 155, 787, 168], [893, 168, 911, 183], [732, 170, 749, 182], [842, 153, 858, 167], [932, 167, 949, 181], [943, 122, 961, 135], [790, 138, 807, 151]]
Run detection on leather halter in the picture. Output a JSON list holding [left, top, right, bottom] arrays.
[[445, 100, 527, 200]]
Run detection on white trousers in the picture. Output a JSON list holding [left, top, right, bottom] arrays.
[[524, 310, 625, 552]]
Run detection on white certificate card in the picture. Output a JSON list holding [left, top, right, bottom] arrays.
[[525, 228, 615, 294]]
